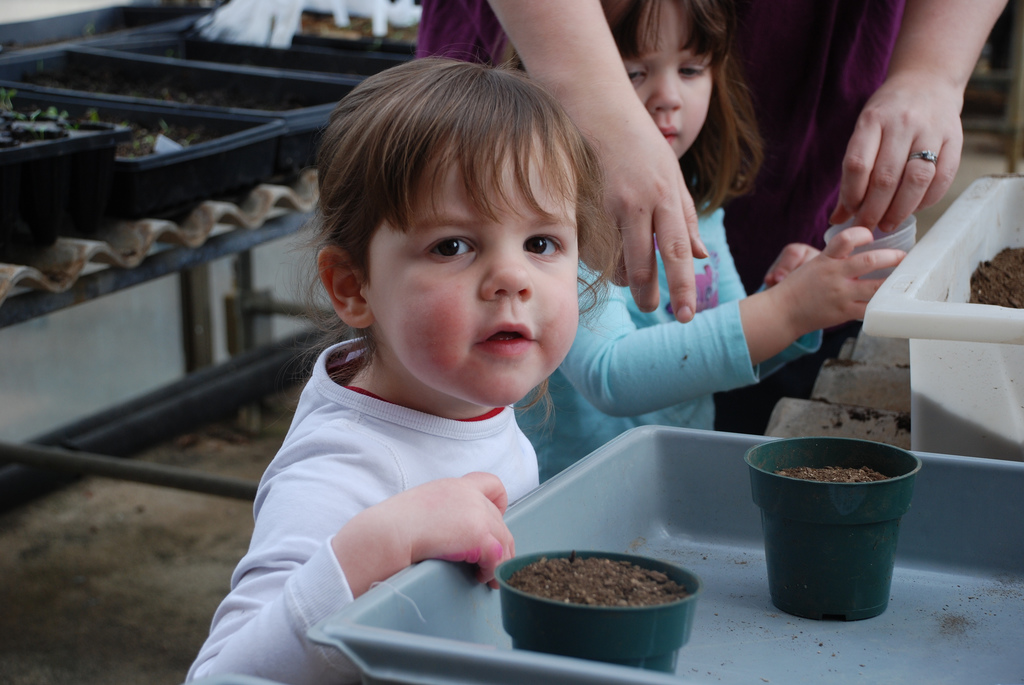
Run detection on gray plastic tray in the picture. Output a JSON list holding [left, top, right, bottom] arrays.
[[189, 677, 284, 685], [311, 426, 1024, 684]]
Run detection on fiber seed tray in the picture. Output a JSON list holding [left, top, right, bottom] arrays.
[[312, 426, 1024, 685]]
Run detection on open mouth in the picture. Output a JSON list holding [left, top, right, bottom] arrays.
[[487, 331, 524, 342]]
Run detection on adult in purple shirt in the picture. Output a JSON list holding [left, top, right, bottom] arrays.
[[417, 0, 1006, 432]]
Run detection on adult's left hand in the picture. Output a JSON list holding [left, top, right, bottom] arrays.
[[829, 72, 963, 233]]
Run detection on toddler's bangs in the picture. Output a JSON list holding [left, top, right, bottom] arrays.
[[611, 0, 731, 65]]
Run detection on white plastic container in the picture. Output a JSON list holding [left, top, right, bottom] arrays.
[[824, 214, 917, 279], [864, 176, 1024, 461]]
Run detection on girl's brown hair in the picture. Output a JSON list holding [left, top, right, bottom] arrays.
[[307, 58, 619, 375], [605, 0, 763, 213]]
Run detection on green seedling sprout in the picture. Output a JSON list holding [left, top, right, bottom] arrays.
[[42, 106, 68, 121], [0, 87, 15, 112]]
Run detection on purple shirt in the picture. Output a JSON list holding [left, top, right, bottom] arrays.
[[726, 0, 905, 292], [417, 0, 507, 64], [416, 0, 906, 292]]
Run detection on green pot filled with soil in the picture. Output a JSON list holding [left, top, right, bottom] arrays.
[[745, 437, 922, 621], [496, 550, 702, 672]]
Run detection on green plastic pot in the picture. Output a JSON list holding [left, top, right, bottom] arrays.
[[496, 551, 702, 672], [745, 437, 922, 620]]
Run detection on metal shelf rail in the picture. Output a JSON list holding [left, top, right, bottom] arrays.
[[0, 204, 316, 510]]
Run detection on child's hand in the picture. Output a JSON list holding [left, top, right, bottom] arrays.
[[407, 472, 514, 588], [740, 226, 904, 365], [332, 472, 515, 596], [778, 225, 905, 331], [763, 243, 821, 287]]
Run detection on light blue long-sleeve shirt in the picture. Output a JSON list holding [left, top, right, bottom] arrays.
[[519, 208, 820, 482]]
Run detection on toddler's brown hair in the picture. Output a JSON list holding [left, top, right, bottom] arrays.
[[306, 58, 619, 379]]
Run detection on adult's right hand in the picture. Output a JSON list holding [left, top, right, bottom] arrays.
[[599, 104, 705, 321]]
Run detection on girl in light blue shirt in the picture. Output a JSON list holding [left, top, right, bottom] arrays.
[[520, 0, 905, 481]]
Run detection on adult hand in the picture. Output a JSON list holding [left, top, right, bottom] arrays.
[[603, 111, 705, 321], [827, 0, 1009, 233], [485, 0, 704, 322], [830, 73, 963, 233], [333, 472, 514, 596]]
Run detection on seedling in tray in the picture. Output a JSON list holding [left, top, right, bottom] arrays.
[[0, 85, 284, 222], [0, 90, 130, 247]]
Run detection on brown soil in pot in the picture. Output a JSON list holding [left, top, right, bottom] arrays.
[[507, 553, 690, 607], [970, 246, 1024, 308], [775, 466, 889, 482]]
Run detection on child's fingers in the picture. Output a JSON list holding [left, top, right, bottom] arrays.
[[473, 532, 512, 586], [844, 270, 899, 311], [461, 471, 509, 515], [822, 226, 874, 258], [765, 244, 814, 287], [847, 248, 906, 279]]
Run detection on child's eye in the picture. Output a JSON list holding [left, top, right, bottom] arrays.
[[524, 236, 558, 256], [679, 65, 706, 78], [623, 61, 645, 86], [431, 238, 471, 257]]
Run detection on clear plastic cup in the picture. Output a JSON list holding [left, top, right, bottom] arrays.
[[823, 214, 916, 280]]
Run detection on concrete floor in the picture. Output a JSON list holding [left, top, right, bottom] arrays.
[[0, 391, 299, 685]]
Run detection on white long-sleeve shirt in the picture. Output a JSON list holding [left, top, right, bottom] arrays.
[[187, 340, 539, 684]]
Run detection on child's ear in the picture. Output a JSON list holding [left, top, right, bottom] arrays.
[[318, 246, 374, 328]]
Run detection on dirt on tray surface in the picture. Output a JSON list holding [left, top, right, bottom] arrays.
[[0, 389, 300, 685], [507, 553, 689, 607], [775, 466, 889, 482], [970, 246, 1024, 308]]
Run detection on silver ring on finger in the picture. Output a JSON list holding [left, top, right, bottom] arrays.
[[907, 150, 938, 166]]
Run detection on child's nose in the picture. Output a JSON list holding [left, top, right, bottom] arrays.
[[647, 72, 683, 112], [480, 254, 532, 301]]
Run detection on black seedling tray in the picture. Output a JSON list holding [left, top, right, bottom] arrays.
[[0, 4, 209, 52], [97, 32, 411, 77], [0, 110, 130, 247], [0, 45, 361, 174], [6, 86, 287, 219]]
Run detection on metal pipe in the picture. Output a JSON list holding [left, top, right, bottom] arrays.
[[38, 327, 318, 457], [241, 291, 315, 318], [0, 441, 258, 500]]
